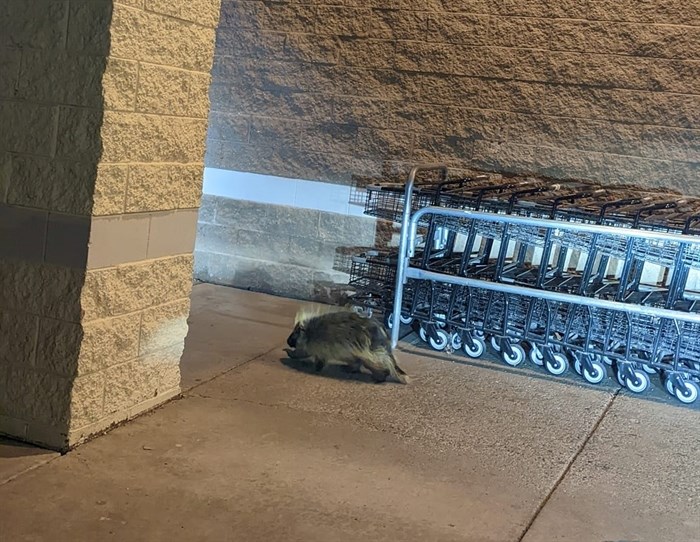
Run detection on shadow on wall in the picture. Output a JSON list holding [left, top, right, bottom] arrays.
[[0, 2, 112, 451], [206, 0, 700, 195]]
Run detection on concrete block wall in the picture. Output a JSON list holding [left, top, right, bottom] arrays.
[[196, 194, 377, 302], [76, 0, 220, 447], [194, 168, 382, 303], [1, 0, 221, 450], [205, 0, 699, 192], [0, 1, 110, 448]]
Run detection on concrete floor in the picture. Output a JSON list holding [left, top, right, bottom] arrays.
[[2, 284, 699, 542]]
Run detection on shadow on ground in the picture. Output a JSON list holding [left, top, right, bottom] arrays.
[[280, 356, 387, 385]]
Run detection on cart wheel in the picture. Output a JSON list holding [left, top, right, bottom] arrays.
[[353, 306, 370, 318], [419, 326, 427, 342], [642, 364, 657, 374], [545, 352, 569, 376], [623, 369, 650, 394], [501, 344, 526, 367], [429, 329, 449, 351], [400, 314, 414, 325], [490, 336, 501, 352], [528, 344, 544, 366], [464, 337, 486, 359], [573, 358, 582, 375], [674, 380, 699, 404], [583, 359, 607, 385], [664, 375, 676, 396], [473, 330, 485, 339], [450, 332, 463, 351], [387, 312, 412, 329], [616, 367, 626, 387]]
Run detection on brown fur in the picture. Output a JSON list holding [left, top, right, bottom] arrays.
[[285, 309, 408, 384]]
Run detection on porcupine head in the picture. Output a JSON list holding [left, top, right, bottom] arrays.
[[286, 304, 347, 349], [287, 307, 321, 348]]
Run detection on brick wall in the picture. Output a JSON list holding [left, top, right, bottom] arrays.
[[205, 0, 700, 193], [1, 0, 220, 450]]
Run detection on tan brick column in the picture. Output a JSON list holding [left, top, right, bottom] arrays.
[[0, 0, 221, 451]]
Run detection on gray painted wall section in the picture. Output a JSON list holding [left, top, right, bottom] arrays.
[[194, 195, 378, 302]]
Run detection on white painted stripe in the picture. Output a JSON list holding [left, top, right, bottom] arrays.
[[202, 168, 367, 217]]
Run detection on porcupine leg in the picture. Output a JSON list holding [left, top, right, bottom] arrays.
[[284, 347, 309, 359], [357, 356, 389, 383], [376, 350, 408, 384], [284, 348, 324, 372], [386, 350, 407, 376], [341, 359, 362, 374], [313, 357, 326, 372]]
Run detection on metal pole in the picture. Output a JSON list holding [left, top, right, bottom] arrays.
[[390, 164, 448, 349], [404, 267, 700, 325], [407, 207, 700, 255]]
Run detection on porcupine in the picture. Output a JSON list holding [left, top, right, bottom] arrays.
[[284, 306, 409, 384]]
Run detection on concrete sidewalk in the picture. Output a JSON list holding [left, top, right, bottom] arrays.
[[1, 284, 699, 542]]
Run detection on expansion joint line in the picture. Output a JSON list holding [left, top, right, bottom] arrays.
[[516, 387, 621, 542]]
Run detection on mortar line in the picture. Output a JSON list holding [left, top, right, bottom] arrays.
[[516, 387, 621, 542], [135, 311, 144, 358], [30, 315, 41, 370], [134, 61, 142, 113], [61, 0, 70, 50], [123, 3, 217, 31]]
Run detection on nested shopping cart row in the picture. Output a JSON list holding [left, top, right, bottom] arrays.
[[346, 165, 700, 405]]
